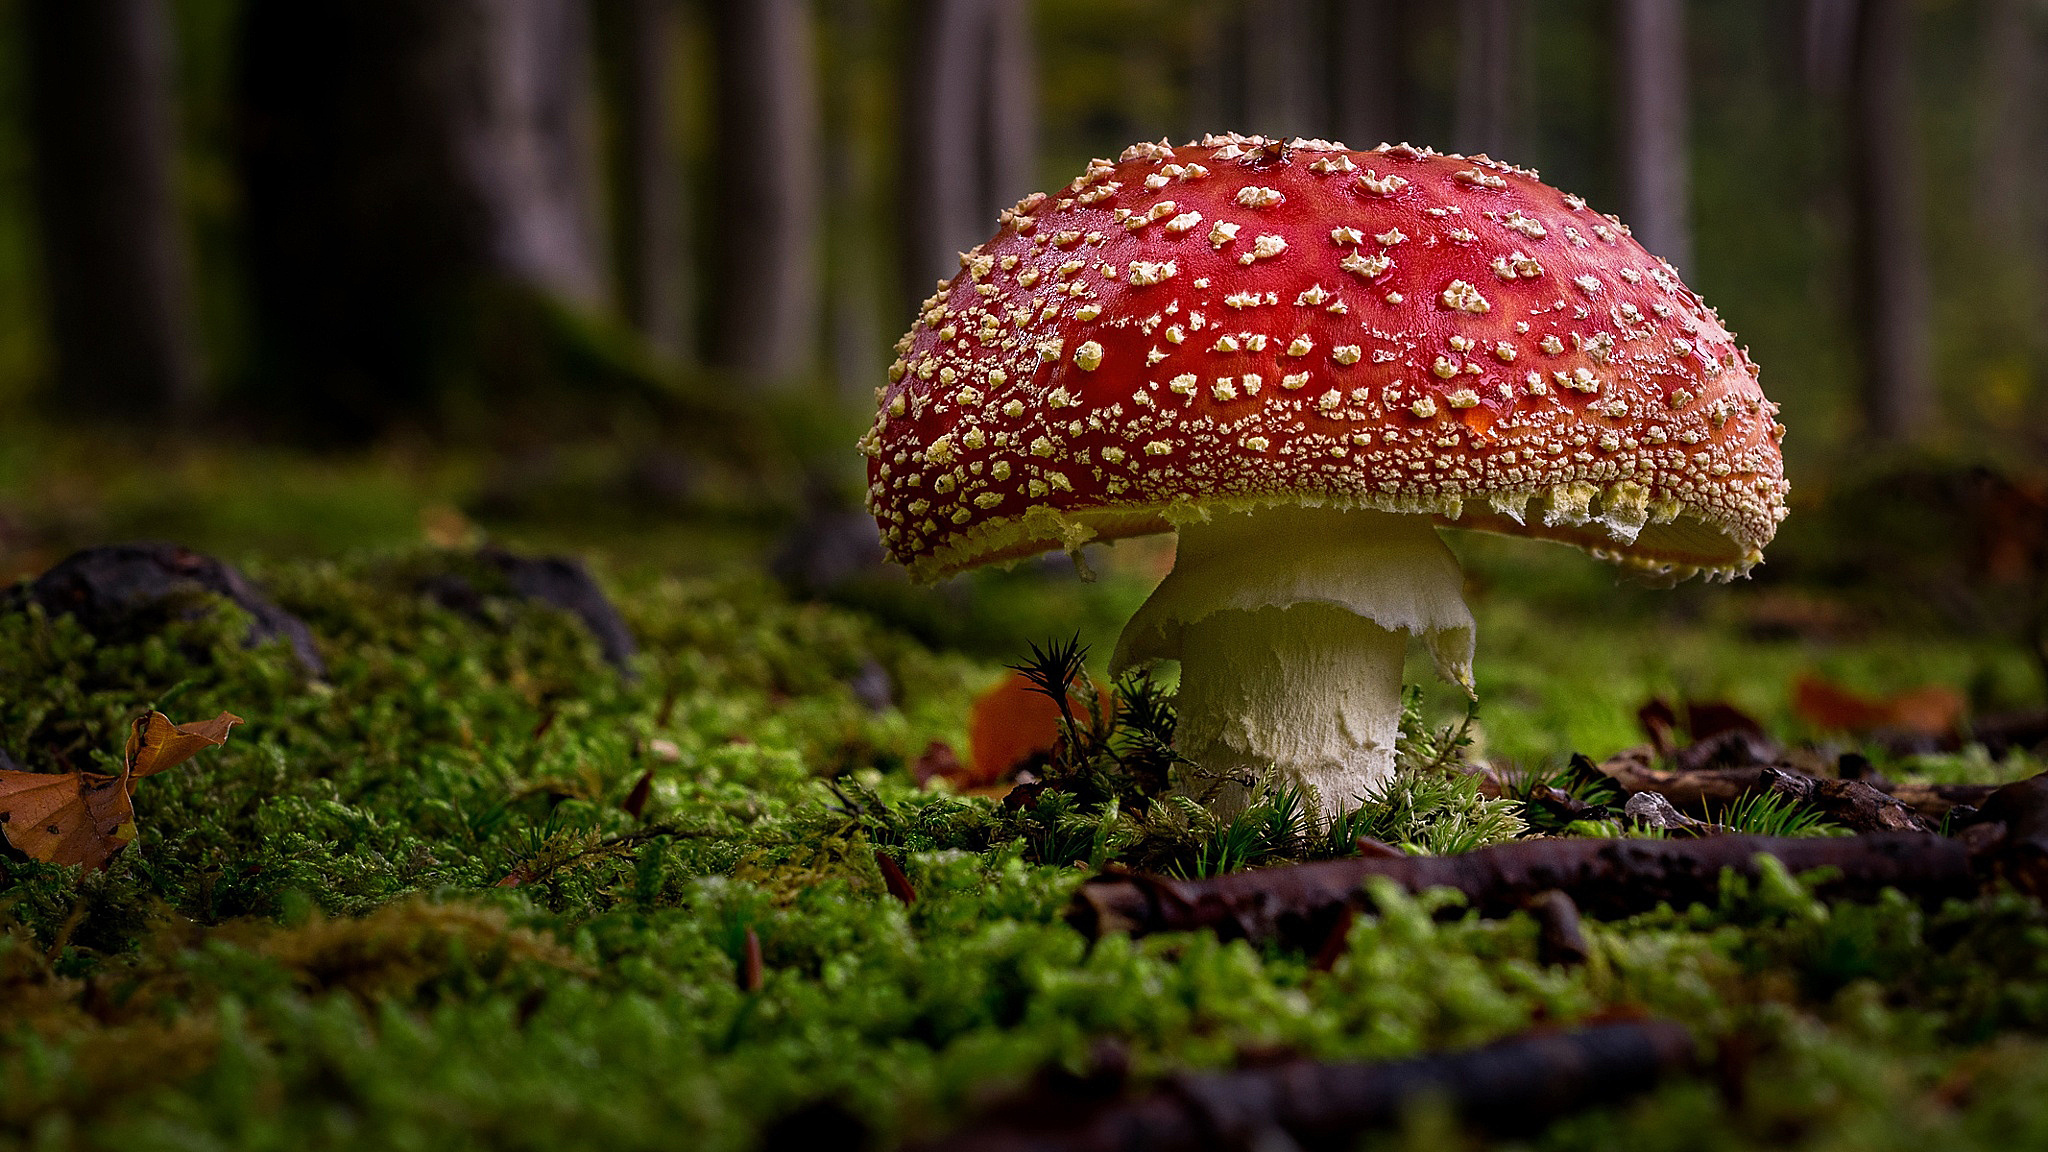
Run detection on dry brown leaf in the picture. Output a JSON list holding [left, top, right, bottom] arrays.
[[1792, 675, 1963, 737], [966, 673, 1109, 788], [0, 710, 242, 871]]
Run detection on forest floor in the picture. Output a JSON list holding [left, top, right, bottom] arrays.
[[3, 433, 2048, 1151]]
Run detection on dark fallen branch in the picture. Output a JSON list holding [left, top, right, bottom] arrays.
[[1961, 774, 2048, 897], [920, 1019, 1694, 1152], [1595, 747, 1995, 826], [1075, 776, 2048, 950], [1886, 781, 2001, 820], [1756, 767, 1933, 833], [1591, 746, 1771, 812], [1070, 833, 1973, 948]]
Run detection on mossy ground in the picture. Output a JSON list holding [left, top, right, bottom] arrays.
[[3, 443, 2047, 1151]]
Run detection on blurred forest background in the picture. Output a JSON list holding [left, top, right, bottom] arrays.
[[0, 0, 2046, 707]]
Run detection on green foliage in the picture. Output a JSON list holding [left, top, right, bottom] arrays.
[[1720, 789, 1846, 839]]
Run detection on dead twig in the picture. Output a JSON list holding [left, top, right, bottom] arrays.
[[918, 1019, 1694, 1152], [1073, 776, 2048, 950], [1071, 834, 1975, 949], [1596, 747, 1992, 827]]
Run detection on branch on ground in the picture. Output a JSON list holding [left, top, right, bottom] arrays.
[[919, 1019, 1694, 1152]]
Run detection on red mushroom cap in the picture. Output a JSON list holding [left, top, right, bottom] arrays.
[[864, 135, 1788, 582]]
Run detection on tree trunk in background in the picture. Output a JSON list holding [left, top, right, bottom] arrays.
[[609, 0, 687, 358], [1333, 0, 1416, 149], [1848, 0, 1932, 442], [1244, 0, 1318, 140], [984, 0, 1039, 217], [25, 0, 196, 420], [240, 0, 609, 441], [1186, 2, 1242, 141], [901, 0, 1039, 317], [825, 0, 885, 401], [1974, 0, 2040, 252], [469, 0, 610, 310], [1803, 0, 1859, 95], [1617, 0, 1692, 272], [903, 0, 986, 306], [710, 0, 821, 385], [1454, 0, 1523, 159]]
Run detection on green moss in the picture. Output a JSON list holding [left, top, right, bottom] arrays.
[[4, 548, 2048, 1151]]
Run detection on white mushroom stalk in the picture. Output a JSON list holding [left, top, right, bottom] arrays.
[[1112, 505, 1474, 822]]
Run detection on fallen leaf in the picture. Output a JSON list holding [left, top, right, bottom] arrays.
[[911, 741, 961, 787], [1793, 675, 1963, 737], [0, 710, 242, 871], [739, 926, 764, 993], [875, 850, 916, 905], [127, 711, 243, 778], [1636, 697, 1765, 758], [967, 672, 1109, 788], [621, 768, 656, 820]]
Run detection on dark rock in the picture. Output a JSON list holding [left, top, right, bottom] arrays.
[[0, 745, 17, 772], [422, 548, 638, 675], [16, 543, 325, 676], [773, 507, 892, 598], [482, 548, 637, 673]]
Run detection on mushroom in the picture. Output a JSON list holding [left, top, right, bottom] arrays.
[[863, 134, 1787, 821]]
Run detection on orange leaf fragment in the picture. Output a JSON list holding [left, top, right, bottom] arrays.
[[966, 673, 1110, 788], [0, 710, 242, 872]]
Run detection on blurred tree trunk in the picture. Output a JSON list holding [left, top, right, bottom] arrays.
[[901, 0, 1040, 315], [1244, 0, 1317, 140], [240, 0, 609, 442], [1617, 0, 1691, 272], [824, 0, 885, 401], [985, 0, 1038, 215], [606, 0, 688, 359], [474, 0, 610, 309], [710, 0, 821, 386], [1453, 0, 1524, 158], [1186, 2, 1243, 139], [1974, 0, 2041, 264], [25, 0, 196, 421], [1803, 0, 1859, 94], [1333, 0, 1417, 149], [1847, 0, 1932, 441]]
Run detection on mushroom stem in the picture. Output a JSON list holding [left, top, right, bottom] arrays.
[[1111, 506, 1475, 824]]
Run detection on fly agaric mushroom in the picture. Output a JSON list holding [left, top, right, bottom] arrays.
[[863, 134, 1787, 821]]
